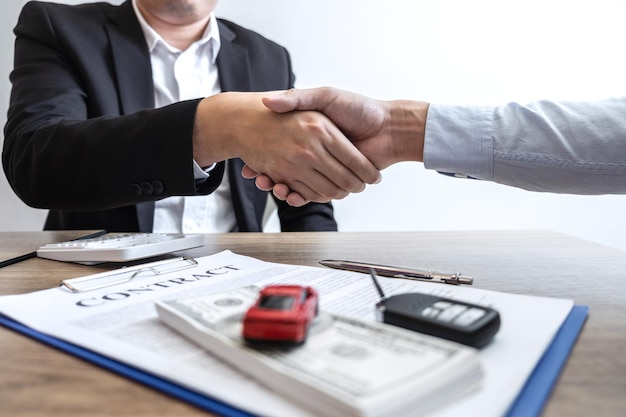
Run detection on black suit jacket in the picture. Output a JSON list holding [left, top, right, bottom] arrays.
[[2, 1, 336, 232]]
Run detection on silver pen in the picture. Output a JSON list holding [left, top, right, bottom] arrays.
[[319, 259, 473, 285]]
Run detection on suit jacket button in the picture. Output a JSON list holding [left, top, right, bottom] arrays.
[[141, 181, 154, 195], [131, 183, 142, 196], [152, 180, 164, 195]]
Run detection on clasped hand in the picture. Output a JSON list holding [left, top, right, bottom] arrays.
[[240, 87, 427, 207], [193, 90, 386, 206]]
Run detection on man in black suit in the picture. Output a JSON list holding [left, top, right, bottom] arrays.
[[3, 0, 380, 232]]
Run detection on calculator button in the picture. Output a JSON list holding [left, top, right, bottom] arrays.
[[437, 305, 467, 322], [453, 308, 487, 327]]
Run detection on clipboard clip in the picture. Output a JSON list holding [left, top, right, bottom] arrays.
[[60, 256, 198, 293]]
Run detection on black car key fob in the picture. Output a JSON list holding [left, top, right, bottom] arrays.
[[368, 268, 500, 348], [375, 292, 500, 348]]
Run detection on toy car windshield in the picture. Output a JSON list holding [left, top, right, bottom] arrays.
[[258, 295, 295, 310]]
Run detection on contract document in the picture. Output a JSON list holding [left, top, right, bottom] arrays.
[[0, 250, 574, 417]]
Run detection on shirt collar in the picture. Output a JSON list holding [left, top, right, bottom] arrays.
[[132, 0, 221, 62]]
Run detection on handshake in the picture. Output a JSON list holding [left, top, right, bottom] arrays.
[[193, 87, 430, 208]]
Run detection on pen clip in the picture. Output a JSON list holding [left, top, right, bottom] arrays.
[[395, 272, 473, 285]]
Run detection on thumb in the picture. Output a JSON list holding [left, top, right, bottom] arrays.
[[262, 90, 298, 113], [262, 87, 334, 113]]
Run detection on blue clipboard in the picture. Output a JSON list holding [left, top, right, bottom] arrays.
[[0, 304, 589, 417], [505, 304, 589, 417]]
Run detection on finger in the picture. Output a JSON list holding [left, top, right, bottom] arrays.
[[254, 175, 275, 191], [285, 192, 309, 207], [241, 164, 259, 179], [271, 183, 290, 200], [257, 175, 309, 206], [311, 157, 367, 194], [293, 118, 379, 195], [245, 155, 348, 202], [284, 151, 364, 198], [283, 176, 343, 204], [269, 183, 310, 207], [319, 150, 381, 189], [315, 125, 382, 187]]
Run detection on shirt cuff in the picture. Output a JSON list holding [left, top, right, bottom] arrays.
[[193, 160, 217, 180], [423, 104, 494, 181]]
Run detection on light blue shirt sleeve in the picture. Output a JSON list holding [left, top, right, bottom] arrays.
[[423, 97, 626, 194]]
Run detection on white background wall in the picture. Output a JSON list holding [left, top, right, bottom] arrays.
[[2, 0, 626, 250]]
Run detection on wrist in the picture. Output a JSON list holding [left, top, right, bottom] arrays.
[[193, 92, 259, 166], [193, 95, 228, 167], [387, 100, 428, 163]]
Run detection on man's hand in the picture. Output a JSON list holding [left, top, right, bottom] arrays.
[[242, 87, 429, 206], [193, 92, 381, 204]]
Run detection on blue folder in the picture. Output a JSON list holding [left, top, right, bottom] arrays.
[[505, 304, 589, 417], [0, 304, 588, 417]]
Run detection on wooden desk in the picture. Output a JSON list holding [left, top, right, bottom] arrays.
[[0, 230, 624, 417]]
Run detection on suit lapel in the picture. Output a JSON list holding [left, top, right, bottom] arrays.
[[216, 23, 262, 230], [216, 22, 252, 92], [105, 1, 154, 113]]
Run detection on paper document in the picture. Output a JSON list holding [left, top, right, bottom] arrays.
[[0, 250, 573, 417]]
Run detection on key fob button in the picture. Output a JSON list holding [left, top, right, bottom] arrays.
[[437, 304, 467, 322], [454, 308, 487, 327], [421, 307, 439, 318], [432, 301, 453, 309]]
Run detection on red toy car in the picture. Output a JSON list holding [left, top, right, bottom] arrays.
[[242, 285, 319, 345]]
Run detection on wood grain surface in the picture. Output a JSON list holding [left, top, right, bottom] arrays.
[[0, 230, 624, 417]]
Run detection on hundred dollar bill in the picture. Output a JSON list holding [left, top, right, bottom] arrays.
[[156, 286, 482, 417]]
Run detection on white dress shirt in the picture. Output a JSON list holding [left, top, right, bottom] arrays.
[[132, 0, 237, 232], [424, 97, 626, 194]]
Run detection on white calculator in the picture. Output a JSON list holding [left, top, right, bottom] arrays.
[[37, 233, 205, 263]]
